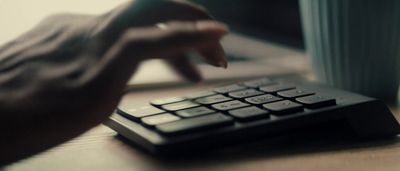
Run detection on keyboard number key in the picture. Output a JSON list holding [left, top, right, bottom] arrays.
[[228, 89, 264, 98], [260, 84, 295, 93], [229, 106, 270, 121], [161, 101, 200, 111], [211, 100, 250, 111], [195, 95, 232, 105], [176, 107, 215, 117], [245, 94, 282, 105], [263, 100, 303, 115]]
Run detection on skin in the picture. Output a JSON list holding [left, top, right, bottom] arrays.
[[0, 0, 228, 165]]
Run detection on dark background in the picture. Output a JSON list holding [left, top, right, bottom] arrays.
[[192, 0, 304, 48]]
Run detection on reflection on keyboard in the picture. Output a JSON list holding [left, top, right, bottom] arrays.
[[106, 76, 400, 155]]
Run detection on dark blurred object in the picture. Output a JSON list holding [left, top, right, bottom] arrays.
[[192, 0, 303, 48]]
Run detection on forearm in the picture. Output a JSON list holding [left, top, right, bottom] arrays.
[[0, 0, 227, 165], [0, 63, 115, 166], [0, 23, 106, 165]]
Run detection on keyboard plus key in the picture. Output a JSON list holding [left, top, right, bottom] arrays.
[[195, 95, 232, 105], [214, 84, 246, 94], [141, 113, 180, 126], [176, 107, 215, 117], [243, 78, 276, 88], [211, 100, 250, 111], [161, 101, 200, 111], [277, 89, 315, 98], [156, 113, 234, 135], [260, 84, 295, 93], [117, 105, 164, 119], [228, 89, 264, 98], [296, 95, 336, 109], [229, 106, 270, 121], [245, 94, 282, 105], [263, 100, 303, 115]]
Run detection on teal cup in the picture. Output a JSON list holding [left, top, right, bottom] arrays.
[[300, 0, 400, 100]]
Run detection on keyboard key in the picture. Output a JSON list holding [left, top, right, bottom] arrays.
[[228, 89, 264, 98], [243, 78, 276, 88], [184, 91, 216, 99], [214, 84, 246, 94], [229, 106, 270, 121], [277, 89, 315, 98], [260, 84, 295, 93], [263, 100, 303, 115], [156, 113, 234, 135], [161, 101, 200, 111], [117, 105, 164, 119], [195, 94, 232, 105], [141, 113, 180, 126], [151, 97, 185, 106], [176, 107, 215, 117], [211, 100, 250, 111], [296, 95, 336, 109], [245, 94, 283, 105]]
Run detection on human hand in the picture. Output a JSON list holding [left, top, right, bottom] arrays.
[[94, 0, 229, 81], [0, 0, 228, 164]]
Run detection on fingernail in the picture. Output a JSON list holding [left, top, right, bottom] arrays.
[[205, 59, 224, 68], [196, 21, 229, 34], [219, 60, 228, 69]]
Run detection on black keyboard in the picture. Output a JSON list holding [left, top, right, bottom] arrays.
[[105, 76, 400, 155]]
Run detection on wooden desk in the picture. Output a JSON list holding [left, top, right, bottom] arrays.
[[5, 1, 395, 170], [5, 80, 400, 171]]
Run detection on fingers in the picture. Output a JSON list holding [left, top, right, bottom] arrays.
[[199, 43, 228, 68], [117, 20, 228, 61], [166, 55, 203, 82], [95, 20, 228, 85], [164, 21, 228, 68]]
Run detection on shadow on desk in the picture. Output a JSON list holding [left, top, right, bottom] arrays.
[[6, 123, 400, 171], [113, 121, 400, 170]]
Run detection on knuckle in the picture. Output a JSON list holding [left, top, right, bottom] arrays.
[[165, 22, 197, 35], [165, 21, 196, 30], [114, 22, 202, 58], [162, 27, 196, 43], [123, 25, 196, 47]]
